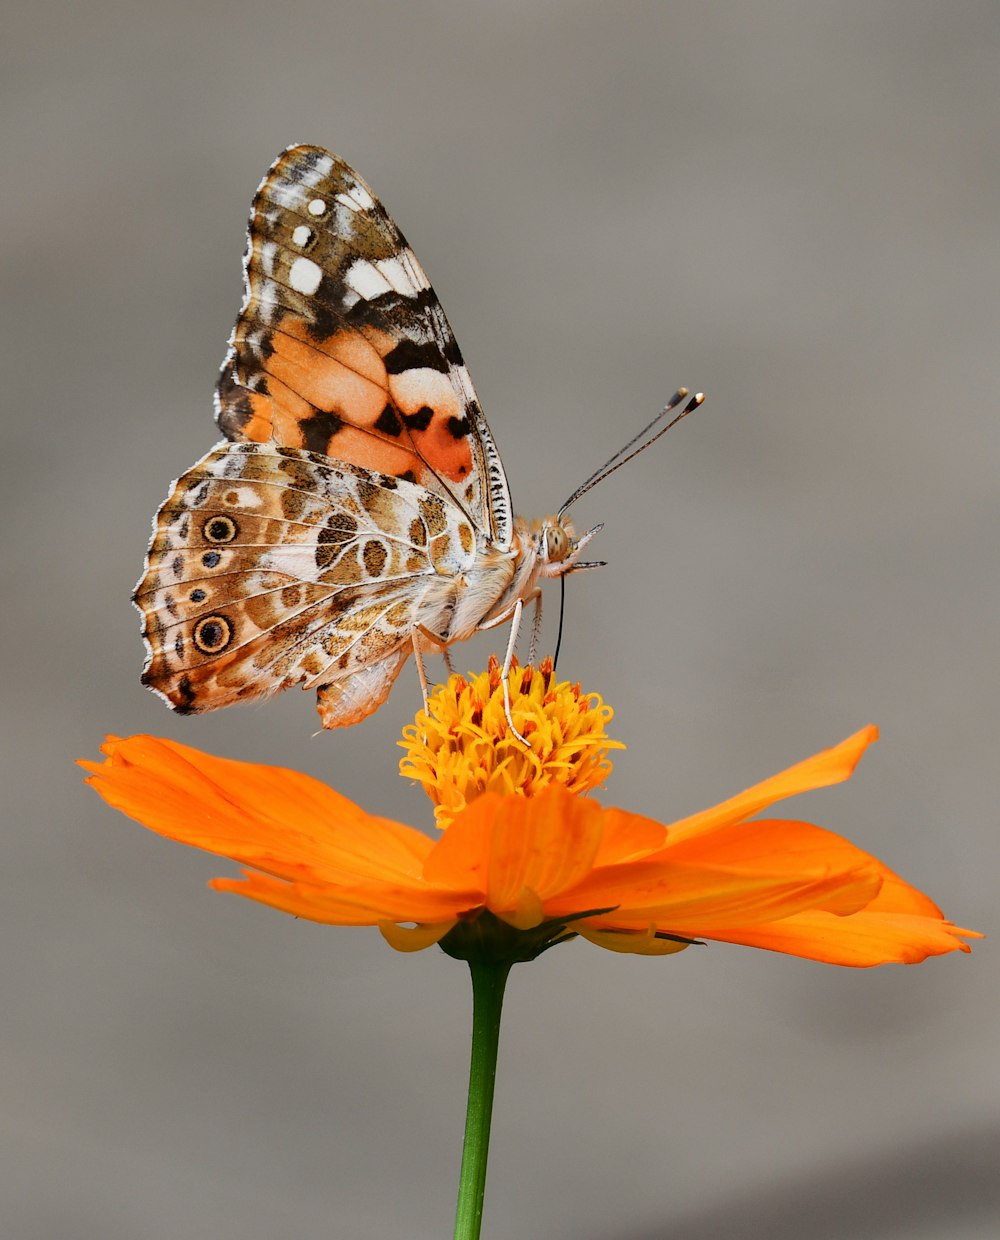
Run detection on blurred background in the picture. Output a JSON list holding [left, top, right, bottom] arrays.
[[2, 3, 996, 1237]]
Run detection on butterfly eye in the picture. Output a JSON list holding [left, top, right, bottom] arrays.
[[544, 525, 570, 563]]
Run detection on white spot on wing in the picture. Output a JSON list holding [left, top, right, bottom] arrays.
[[288, 256, 323, 295], [374, 255, 430, 296], [307, 198, 326, 216], [345, 258, 393, 300], [349, 183, 375, 210], [335, 182, 376, 214], [291, 225, 312, 247]]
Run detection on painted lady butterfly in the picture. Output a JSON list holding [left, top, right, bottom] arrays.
[[135, 146, 700, 733]]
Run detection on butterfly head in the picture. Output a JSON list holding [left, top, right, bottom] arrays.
[[532, 515, 606, 579]]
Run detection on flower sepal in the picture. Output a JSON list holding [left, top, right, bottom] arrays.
[[438, 907, 617, 966]]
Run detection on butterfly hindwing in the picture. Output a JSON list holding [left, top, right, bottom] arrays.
[[135, 442, 478, 720], [215, 145, 513, 548]]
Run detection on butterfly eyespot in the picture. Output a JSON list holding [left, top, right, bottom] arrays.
[[203, 515, 239, 544], [201, 551, 222, 569], [193, 615, 233, 655], [189, 588, 207, 604]]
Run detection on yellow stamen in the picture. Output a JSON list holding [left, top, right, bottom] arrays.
[[399, 656, 624, 826]]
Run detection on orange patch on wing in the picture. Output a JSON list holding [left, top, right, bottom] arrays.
[[388, 370, 473, 483], [268, 331, 388, 423], [244, 320, 474, 489], [238, 392, 276, 443], [327, 424, 422, 476]]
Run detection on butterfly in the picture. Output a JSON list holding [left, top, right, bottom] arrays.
[[135, 145, 701, 735]]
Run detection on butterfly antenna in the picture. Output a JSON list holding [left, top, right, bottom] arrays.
[[553, 574, 567, 672], [558, 389, 704, 517]]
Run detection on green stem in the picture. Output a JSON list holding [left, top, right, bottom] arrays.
[[453, 955, 512, 1240]]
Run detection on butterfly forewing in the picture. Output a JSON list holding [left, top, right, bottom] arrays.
[[215, 145, 512, 548]]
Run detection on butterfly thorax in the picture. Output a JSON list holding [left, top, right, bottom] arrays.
[[415, 513, 580, 651]]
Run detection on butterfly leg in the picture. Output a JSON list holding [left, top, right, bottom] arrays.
[[525, 590, 543, 664], [411, 634, 434, 714], [413, 623, 455, 717], [472, 605, 533, 747], [499, 599, 530, 747]]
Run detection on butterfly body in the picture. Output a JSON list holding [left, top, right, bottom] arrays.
[[136, 148, 592, 732]]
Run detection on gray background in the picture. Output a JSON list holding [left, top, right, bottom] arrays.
[[3, 3, 996, 1238]]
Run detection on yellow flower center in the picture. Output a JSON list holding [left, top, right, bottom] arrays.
[[399, 656, 624, 825]]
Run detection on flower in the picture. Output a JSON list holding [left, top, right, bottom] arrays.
[[80, 663, 979, 967]]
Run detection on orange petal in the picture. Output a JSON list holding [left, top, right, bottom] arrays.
[[664, 726, 878, 845], [591, 807, 668, 865], [573, 867, 882, 932], [424, 789, 605, 924], [209, 869, 470, 925], [556, 818, 883, 927], [82, 735, 431, 885], [706, 908, 979, 966], [586, 849, 980, 966], [486, 791, 606, 913]]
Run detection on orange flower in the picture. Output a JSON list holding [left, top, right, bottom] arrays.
[[80, 662, 979, 967]]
